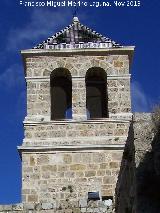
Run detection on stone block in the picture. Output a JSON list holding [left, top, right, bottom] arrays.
[[64, 209, 72, 213], [87, 164, 99, 170], [93, 153, 105, 163], [63, 154, 72, 164], [75, 171, 84, 177], [65, 171, 75, 178], [41, 172, 50, 179], [79, 198, 87, 208], [85, 170, 96, 177], [28, 195, 38, 202], [12, 203, 23, 210], [58, 165, 68, 172], [30, 156, 36, 166], [114, 60, 124, 68], [81, 207, 87, 212], [70, 164, 86, 171], [103, 176, 115, 184], [101, 189, 113, 196], [57, 172, 65, 178], [41, 203, 53, 210], [23, 166, 33, 173], [35, 203, 42, 211], [41, 165, 57, 172], [22, 189, 30, 194], [75, 178, 87, 182], [0, 205, 12, 211], [81, 154, 92, 164], [37, 155, 49, 165], [109, 162, 119, 169], [72, 208, 81, 213], [23, 203, 35, 210], [30, 173, 40, 180], [99, 163, 109, 169], [97, 170, 106, 176], [111, 152, 123, 161]]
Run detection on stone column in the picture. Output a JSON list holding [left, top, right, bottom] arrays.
[[26, 79, 51, 121], [72, 78, 87, 120]]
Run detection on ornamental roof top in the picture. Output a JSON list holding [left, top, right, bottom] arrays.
[[34, 16, 123, 50]]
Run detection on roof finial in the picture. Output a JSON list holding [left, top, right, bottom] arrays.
[[72, 16, 79, 23]]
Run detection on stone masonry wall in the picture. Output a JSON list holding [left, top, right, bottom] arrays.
[[24, 54, 131, 121], [133, 113, 153, 167], [133, 113, 157, 213], [23, 121, 130, 146], [115, 121, 136, 213], [22, 150, 123, 205], [3, 115, 156, 212], [115, 113, 156, 212]]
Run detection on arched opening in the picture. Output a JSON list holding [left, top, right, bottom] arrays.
[[85, 67, 108, 119], [50, 68, 72, 120]]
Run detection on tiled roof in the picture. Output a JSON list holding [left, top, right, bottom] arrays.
[[34, 17, 122, 49]]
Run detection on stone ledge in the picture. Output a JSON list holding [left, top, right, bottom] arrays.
[[23, 135, 127, 143], [21, 46, 135, 55], [0, 204, 23, 212], [25, 74, 131, 81], [0, 201, 114, 212], [23, 118, 131, 125], [18, 144, 125, 152]]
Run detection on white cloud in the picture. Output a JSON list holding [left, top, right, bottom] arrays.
[[0, 64, 24, 89], [6, 9, 72, 50], [131, 81, 152, 112]]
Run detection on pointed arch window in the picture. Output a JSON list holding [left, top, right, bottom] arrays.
[[85, 67, 108, 119], [50, 68, 72, 120]]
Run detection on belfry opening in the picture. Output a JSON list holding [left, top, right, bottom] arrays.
[[85, 67, 108, 119], [50, 68, 72, 120]]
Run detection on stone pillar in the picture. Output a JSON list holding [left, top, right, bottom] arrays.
[[72, 78, 87, 120], [26, 79, 51, 121]]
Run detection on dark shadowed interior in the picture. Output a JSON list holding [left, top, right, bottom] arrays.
[[50, 68, 72, 120], [85, 67, 108, 119]]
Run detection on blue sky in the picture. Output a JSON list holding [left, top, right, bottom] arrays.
[[0, 0, 160, 204]]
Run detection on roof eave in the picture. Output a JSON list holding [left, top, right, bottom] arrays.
[[21, 46, 135, 55]]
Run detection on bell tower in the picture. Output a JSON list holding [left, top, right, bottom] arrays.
[[19, 16, 134, 209]]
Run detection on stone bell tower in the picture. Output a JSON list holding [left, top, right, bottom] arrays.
[[19, 16, 134, 209]]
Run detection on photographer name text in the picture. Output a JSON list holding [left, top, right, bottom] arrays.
[[19, 1, 141, 7]]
